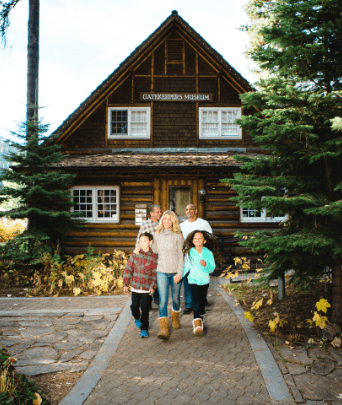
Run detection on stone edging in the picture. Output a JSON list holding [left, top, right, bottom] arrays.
[[212, 278, 292, 402], [58, 298, 132, 405]]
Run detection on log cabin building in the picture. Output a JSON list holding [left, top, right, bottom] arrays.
[[50, 11, 283, 264]]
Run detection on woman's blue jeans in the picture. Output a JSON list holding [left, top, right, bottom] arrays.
[[157, 272, 181, 318]]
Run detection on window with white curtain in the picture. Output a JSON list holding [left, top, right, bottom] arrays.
[[199, 107, 242, 139], [71, 186, 119, 222], [240, 192, 287, 223], [108, 107, 150, 139]]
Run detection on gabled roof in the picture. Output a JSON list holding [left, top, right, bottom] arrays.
[[50, 11, 252, 144]]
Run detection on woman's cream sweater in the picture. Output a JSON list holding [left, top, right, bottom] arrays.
[[152, 228, 184, 277]]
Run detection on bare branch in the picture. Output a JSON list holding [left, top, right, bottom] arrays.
[[0, 0, 22, 47]]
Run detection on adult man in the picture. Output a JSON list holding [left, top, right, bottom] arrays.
[[180, 204, 213, 314], [135, 204, 162, 249], [135, 204, 162, 305]]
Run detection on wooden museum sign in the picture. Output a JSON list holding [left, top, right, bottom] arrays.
[[139, 92, 213, 102]]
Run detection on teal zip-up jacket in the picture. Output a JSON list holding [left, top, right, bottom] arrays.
[[182, 246, 216, 285]]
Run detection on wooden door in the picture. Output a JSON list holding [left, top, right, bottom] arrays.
[[153, 178, 204, 219]]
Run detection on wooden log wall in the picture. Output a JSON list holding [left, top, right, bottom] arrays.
[[65, 175, 279, 268]]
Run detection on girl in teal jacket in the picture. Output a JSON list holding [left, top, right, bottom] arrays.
[[183, 230, 220, 336]]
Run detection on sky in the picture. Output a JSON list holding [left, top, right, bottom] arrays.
[[0, 0, 256, 141]]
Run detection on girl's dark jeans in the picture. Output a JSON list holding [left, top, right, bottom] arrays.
[[131, 291, 152, 330], [189, 283, 209, 319]]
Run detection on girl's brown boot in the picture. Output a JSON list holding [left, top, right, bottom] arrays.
[[193, 318, 204, 337]]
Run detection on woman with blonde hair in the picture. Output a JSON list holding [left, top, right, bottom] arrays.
[[153, 210, 184, 340]]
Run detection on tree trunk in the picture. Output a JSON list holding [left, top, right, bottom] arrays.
[[331, 257, 342, 324], [26, 0, 39, 132]]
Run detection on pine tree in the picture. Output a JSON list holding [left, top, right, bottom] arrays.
[[224, 0, 342, 321], [0, 120, 83, 257]]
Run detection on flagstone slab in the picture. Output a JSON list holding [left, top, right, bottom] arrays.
[[0, 312, 67, 317], [278, 346, 311, 365], [0, 339, 19, 347], [59, 349, 83, 363], [78, 322, 95, 332], [0, 321, 18, 327], [285, 362, 308, 375], [55, 324, 77, 331], [104, 314, 118, 321], [23, 347, 59, 360], [2, 330, 20, 336], [79, 350, 97, 360], [55, 317, 82, 326], [328, 368, 342, 380], [36, 332, 68, 343], [89, 319, 110, 330], [54, 340, 84, 350], [18, 321, 54, 327], [66, 329, 95, 344], [1, 317, 55, 322], [19, 326, 56, 338], [88, 330, 108, 338], [294, 373, 342, 401], [15, 358, 57, 366], [15, 360, 89, 376], [330, 348, 342, 366], [308, 347, 332, 360], [83, 316, 103, 322], [311, 359, 335, 376], [7, 340, 36, 354]]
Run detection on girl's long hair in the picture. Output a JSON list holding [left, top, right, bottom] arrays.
[[156, 210, 181, 234], [183, 230, 224, 266]]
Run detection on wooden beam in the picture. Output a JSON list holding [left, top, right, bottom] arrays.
[[206, 205, 239, 211], [64, 241, 136, 247], [68, 231, 138, 238], [121, 197, 153, 202], [86, 224, 139, 229]]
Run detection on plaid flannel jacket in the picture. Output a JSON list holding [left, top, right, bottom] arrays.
[[135, 218, 159, 248], [123, 248, 158, 291]]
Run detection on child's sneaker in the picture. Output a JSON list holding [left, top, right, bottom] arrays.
[[140, 330, 148, 338], [134, 319, 142, 328]]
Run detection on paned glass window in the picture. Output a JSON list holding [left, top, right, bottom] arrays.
[[240, 192, 287, 223], [199, 107, 242, 139], [108, 107, 150, 139], [71, 186, 119, 222]]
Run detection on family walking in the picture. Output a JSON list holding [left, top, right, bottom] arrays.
[[123, 204, 221, 340]]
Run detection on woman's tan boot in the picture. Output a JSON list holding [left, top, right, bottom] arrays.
[[193, 318, 204, 337], [157, 317, 169, 340], [171, 309, 181, 329]]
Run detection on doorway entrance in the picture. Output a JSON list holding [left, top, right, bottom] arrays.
[[153, 178, 205, 221], [169, 186, 190, 222]]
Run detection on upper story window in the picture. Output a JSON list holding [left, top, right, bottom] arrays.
[[71, 186, 119, 223], [199, 107, 242, 139], [108, 107, 150, 139]]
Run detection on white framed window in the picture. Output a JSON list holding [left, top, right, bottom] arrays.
[[240, 207, 287, 223], [240, 193, 287, 223], [71, 186, 119, 223], [108, 107, 150, 139], [199, 107, 242, 139]]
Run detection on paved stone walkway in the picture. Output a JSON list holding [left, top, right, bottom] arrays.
[[81, 283, 293, 405], [2, 282, 342, 404]]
